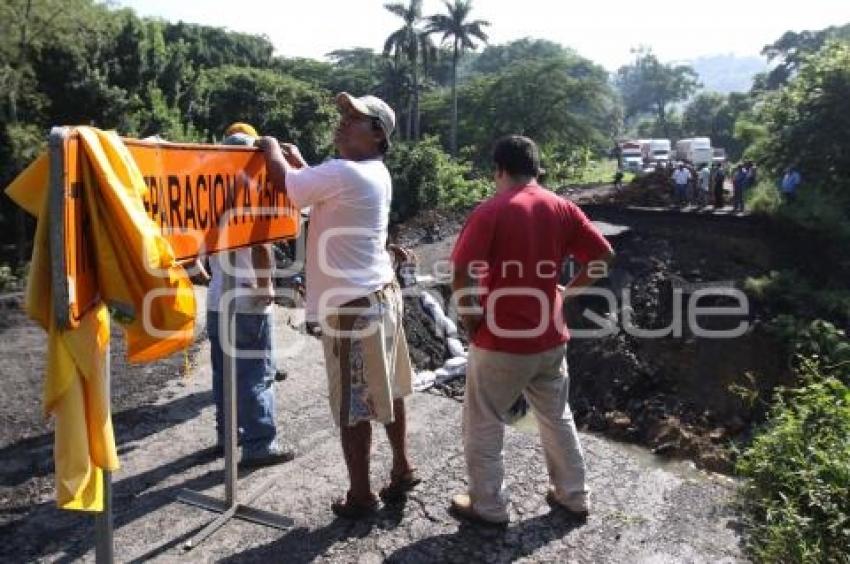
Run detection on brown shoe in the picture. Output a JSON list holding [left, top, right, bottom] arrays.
[[449, 494, 508, 527], [545, 489, 589, 521]]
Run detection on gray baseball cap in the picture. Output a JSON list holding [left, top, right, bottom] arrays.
[[335, 92, 396, 145]]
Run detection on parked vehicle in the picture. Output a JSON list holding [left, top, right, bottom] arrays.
[[712, 147, 727, 165], [618, 140, 643, 173], [675, 137, 713, 166], [641, 139, 672, 166]]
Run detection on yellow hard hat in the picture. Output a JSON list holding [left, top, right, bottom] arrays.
[[224, 122, 258, 138]]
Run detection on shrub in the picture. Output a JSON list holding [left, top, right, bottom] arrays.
[[385, 137, 491, 220], [736, 357, 850, 563], [745, 270, 850, 328], [777, 186, 850, 244], [746, 180, 782, 215]]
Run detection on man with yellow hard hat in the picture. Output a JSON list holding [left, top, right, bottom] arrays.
[[205, 123, 295, 468]]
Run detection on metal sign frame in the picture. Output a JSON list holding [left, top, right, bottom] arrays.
[[177, 253, 294, 550], [46, 126, 294, 560]]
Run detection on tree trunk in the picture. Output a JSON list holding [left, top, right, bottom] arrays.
[[13, 0, 33, 266], [450, 41, 459, 156], [412, 63, 420, 141], [657, 101, 668, 139], [406, 101, 413, 140]]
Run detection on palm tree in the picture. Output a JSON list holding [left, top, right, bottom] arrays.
[[383, 0, 435, 140], [427, 0, 489, 155]]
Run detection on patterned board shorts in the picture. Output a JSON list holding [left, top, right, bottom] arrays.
[[321, 282, 413, 427]]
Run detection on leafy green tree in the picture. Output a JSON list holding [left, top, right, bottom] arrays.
[[756, 23, 850, 91], [616, 48, 700, 137], [423, 54, 617, 169], [426, 0, 489, 156], [470, 38, 566, 75], [325, 48, 384, 94], [682, 91, 750, 160], [162, 22, 274, 69], [190, 66, 336, 161], [383, 0, 436, 140], [751, 41, 850, 191]]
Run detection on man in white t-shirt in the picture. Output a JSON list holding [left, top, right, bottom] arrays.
[[256, 93, 417, 518], [672, 163, 692, 207], [206, 123, 294, 468]]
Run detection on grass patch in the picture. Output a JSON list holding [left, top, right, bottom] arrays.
[[554, 158, 635, 187]]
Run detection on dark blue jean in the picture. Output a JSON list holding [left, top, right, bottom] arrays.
[[207, 310, 277, 454], [675, 183, 688, 205]]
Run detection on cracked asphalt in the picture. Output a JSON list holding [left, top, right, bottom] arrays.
[[0, 286, 745, 563]]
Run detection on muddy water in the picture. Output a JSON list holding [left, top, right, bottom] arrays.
[[511, 412, 706, 480]]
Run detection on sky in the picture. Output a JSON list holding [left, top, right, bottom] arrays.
[[115, 0, 850, 70]]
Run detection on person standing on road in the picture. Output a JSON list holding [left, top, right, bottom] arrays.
[[732, 164, 746, 212], [712, 162, 726, 208], [697, 164, 711, 207], [206, 124, 295, 468], [672, 163, 691, 207], [449, 135, 615, 526], [744, 161, 758, 191], [613, 169, 624, 191], [256, 93, 418, 519], [780, 166, 801, 204]]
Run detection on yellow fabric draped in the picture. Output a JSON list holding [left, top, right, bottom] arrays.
[[4, 127, 195, 511]]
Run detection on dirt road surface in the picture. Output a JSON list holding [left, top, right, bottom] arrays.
[[0, 234, 745, 563]]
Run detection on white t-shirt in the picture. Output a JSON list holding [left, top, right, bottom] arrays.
[[285, 158, 394, 321], [672, 168, 691, 185], [207, 247, 272, 314]]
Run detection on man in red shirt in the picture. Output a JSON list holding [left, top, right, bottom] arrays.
[[450, 135, 614, 525]]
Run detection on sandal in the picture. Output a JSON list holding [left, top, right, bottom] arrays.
[[331, 491, 378, 519], [379, 469, 422, 502]]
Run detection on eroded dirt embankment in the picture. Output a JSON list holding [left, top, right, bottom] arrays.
[[398, 200, 794, 473]]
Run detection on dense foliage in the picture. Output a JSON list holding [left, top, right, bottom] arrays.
[[0, 0, 627, 268], [730, 33, 850, 564], [385, 136, 490, 220], [615, 48, 699, 137], [736, 357, 850, 564]]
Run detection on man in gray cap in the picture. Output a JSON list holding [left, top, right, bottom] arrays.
[[256, 93, 418, 518]]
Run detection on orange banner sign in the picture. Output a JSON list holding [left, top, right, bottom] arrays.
[[52, 128, 299, 328], [127, 137, 299, 260]]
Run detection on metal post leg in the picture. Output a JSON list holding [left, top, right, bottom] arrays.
[[95, 471, 114, 564], [95, 341, 114, 563], [223, 289, 238, 506]]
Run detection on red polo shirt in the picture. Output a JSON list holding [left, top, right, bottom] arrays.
[[451, 182, 612, 354]]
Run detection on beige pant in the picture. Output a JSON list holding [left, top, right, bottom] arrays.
[[321, 282, 413, 427], [463, 343, 588, 521]]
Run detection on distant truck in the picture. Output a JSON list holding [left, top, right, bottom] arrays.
[[712, 147, 727, 165], [618, 140, 643, 173], [675, 137, 713, 166], [641, 139, 672, 167]]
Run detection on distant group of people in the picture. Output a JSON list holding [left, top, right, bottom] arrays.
[[198, 93, 614, 526], [670, 160, 758, 212], [667, 159, 805, 212]]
